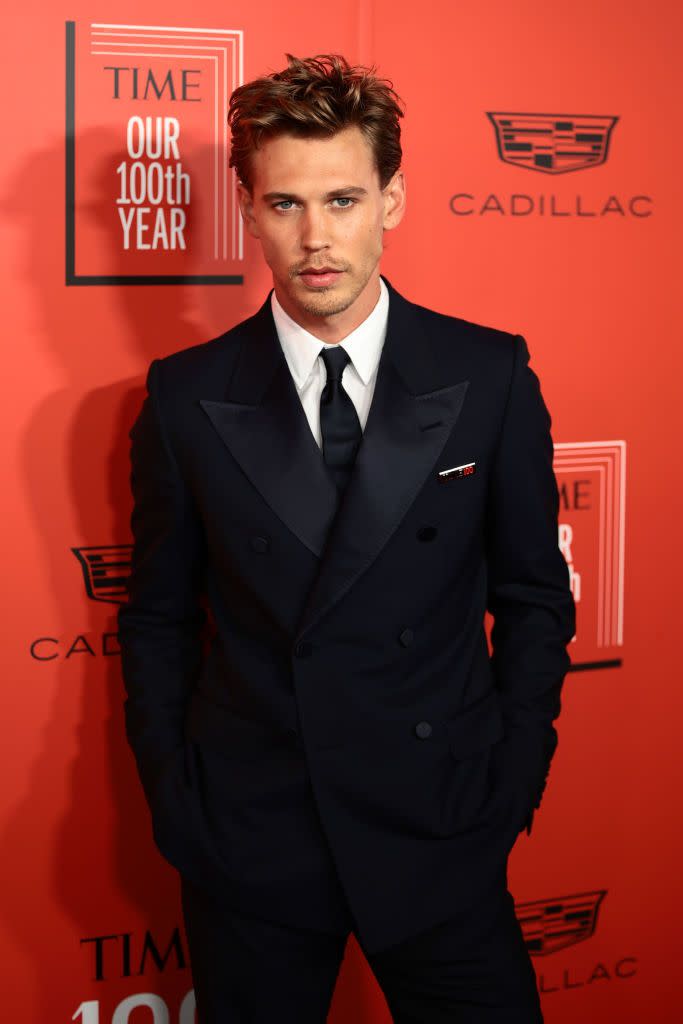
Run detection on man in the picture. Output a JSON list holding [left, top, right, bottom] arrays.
[[118, 53, 575, 1022]]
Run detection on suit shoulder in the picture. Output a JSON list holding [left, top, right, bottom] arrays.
[[403, 297, 523, 384], [149, 309, 257, 391], [412, 298, 520, 356]]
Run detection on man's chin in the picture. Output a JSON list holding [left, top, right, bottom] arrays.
[[295, 289, 358, 319]]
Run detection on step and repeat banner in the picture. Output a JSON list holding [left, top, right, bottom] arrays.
[[2, 2, 680, 1021]]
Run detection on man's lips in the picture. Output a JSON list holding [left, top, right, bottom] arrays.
[[297, 267, 344, 288]]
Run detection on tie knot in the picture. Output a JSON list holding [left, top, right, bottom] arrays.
[[320, 345, 351, 383]]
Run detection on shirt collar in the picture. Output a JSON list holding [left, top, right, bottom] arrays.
[[270, 277, 389, 391]]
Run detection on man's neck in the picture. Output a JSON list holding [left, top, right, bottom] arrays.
[[273, 272, 383, 344]]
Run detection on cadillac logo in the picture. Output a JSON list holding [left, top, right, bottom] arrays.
[[487, 112, 619, 174], [72, 545, 133, 604], [517, 890, 607, 955]]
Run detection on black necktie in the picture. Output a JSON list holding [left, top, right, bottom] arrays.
[[319, 346, 362, 493]]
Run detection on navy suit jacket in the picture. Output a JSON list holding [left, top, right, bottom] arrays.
[[117, 278, 575, 953]]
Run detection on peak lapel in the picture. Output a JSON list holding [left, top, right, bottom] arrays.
[[200, 295, 339, 558], [296, 281, 469, 638]]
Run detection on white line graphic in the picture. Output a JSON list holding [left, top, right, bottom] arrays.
[[90, 23, 243, 262], [554, 441, 626, 646]]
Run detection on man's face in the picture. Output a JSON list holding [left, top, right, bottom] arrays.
[[237, 125, 405, 329]]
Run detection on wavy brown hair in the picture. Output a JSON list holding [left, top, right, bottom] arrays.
[[228, 53, 404, 193]]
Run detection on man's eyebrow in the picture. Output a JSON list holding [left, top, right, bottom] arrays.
[[326, 186, 368, 198], [261, 186, 369, 202]]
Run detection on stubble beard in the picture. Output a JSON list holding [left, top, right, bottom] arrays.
[[289, 263, 376, 320], [296, 289, 358, 318]]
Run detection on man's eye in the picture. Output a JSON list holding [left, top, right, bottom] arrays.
[[274, 200, 295, 211], [332, 197, 355, 208]]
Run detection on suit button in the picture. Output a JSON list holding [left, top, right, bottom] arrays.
[[399, 628, 414, 647], [414, 721, 433, 739], [417, 526, 437, 542], [250, 535, 269, 553], [294, 641, 312, 658]]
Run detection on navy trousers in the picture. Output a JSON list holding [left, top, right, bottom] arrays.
[[180, 867, 543, 1023]]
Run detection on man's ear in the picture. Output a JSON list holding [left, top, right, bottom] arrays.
[[382, 169, 406, 232], [237, 181, 260, 239]]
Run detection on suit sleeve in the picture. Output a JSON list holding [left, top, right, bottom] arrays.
[[485, 333, 576, 835], [117, 358, 207, 812]]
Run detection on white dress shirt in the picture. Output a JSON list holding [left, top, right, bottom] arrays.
[[270, 277, 389, 449]]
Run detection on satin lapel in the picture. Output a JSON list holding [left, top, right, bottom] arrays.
[[296, 281, 469, 638], [199, 296, 339, 557]]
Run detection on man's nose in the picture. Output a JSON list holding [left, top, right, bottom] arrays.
[[299, 207, 330, 251]]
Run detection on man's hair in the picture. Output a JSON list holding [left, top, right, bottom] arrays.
[[228, 53, 404, 193]]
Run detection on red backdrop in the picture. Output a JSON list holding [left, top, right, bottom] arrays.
[[2, 2, 681, 1020]]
